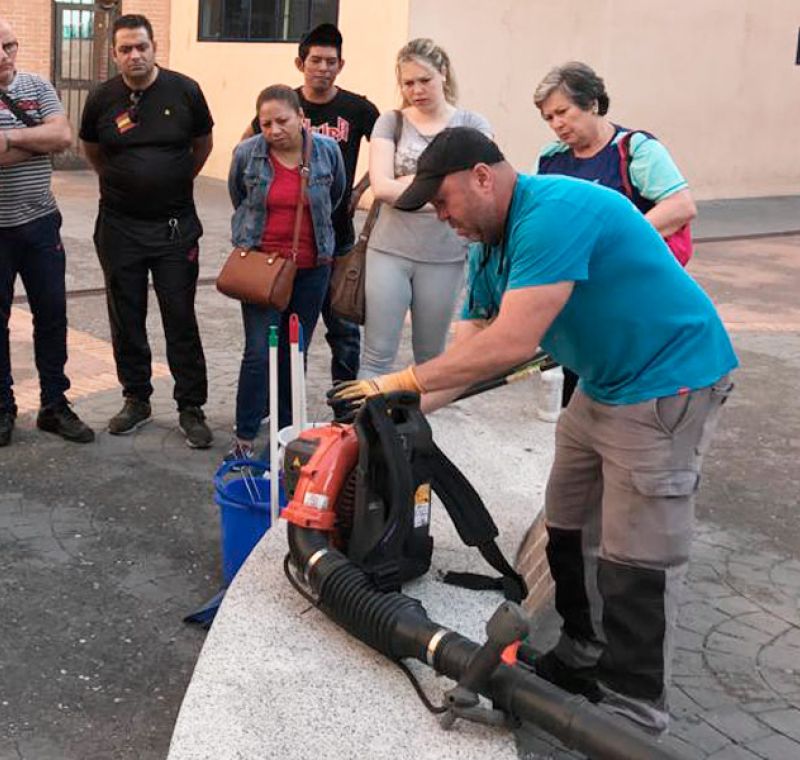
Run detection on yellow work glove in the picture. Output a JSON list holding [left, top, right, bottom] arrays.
[[327, 366, 424, 419]]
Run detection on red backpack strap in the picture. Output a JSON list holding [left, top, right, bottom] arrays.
[[617, 130, 636, 199], [617, 129, 657, 200]]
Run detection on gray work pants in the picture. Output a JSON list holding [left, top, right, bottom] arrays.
[[543, 376, 733, 732]]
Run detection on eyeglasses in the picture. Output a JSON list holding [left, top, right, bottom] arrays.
[[128, 90, 142, 123], [1, 41, 19, 56]]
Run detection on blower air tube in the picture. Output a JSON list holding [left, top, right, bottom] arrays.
[[287, 525, 689, 760]]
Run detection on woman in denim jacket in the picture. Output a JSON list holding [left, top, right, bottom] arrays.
[[227, 84, 345, 459]]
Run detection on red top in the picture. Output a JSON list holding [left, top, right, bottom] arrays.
[[260, 159, 318, 269]]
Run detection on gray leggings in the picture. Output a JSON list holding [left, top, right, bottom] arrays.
[[359, 248, 465, 378]]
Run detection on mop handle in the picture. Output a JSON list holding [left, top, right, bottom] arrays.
[[268, 326, 280, 526], [298, 322, 307, 431], [289, 314, 301, 434]]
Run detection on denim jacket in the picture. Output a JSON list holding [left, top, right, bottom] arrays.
[[228, 130, 346, 262]]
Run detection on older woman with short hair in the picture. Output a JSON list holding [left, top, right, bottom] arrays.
[[534, 61, 696, 406], [535, 61, 695, 241]]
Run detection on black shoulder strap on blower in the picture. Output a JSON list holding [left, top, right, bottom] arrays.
[[421, 442, 528, 604]]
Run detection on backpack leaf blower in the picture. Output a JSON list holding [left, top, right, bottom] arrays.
[[280, 392, 689, 760]]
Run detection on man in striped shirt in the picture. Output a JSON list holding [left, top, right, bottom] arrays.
[[0, 18, 94, 446]]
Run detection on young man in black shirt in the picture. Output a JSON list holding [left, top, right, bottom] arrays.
[[243, 24, 380, 382], [80, 14, 214, 448]]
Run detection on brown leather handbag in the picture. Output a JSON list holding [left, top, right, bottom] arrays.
[[329, 110, 403, 325], [328, 201, 378, 324], [216, 133, 312, 310]]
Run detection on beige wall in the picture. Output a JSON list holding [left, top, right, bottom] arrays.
[[124, 0, 171, 65], [169, 0, 799, 199], [408, 0, 800, 199], [2, 0, 53, 77], [168, 0, 410, 181]]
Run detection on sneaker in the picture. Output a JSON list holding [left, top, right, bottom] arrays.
[[36, 401, 95, 443], [179, 406, 213, 449], [224, 440, 255, 467], [0, 409, 15, 447], [525, 649, 602, 703], [108, 398, 152, 435]]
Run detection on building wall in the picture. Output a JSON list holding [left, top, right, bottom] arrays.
[[168, 0, 410, 181], [1, 0, 170, 77], [2, 0, 53, 78], [123, 0, 170, 65], [408, 0, 800, 200]]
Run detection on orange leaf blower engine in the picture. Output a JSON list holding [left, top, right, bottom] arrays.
[[280, 392, 526, 598]]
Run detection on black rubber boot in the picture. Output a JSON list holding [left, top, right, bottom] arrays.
[[546, 526, 597, 643], [597, 557, 667, 702]]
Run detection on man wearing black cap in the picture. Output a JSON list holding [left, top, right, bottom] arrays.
[[330, 127, 738, 734], [242, 23, 379, 383]]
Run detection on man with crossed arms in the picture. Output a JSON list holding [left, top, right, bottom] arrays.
[[0, 17, 94, 447]]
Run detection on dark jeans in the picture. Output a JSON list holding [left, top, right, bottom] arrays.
[[235, 264, 331, 440], [94, 214, 207, 410], [0, 211, 70, 413], [321, 288, 360, 383]]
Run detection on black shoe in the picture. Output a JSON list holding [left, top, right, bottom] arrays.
[[108, 398, 152, 435], [0, 409, 15, 447], [37, 401, 95, 443], [179, 406, 213, 449], [530, 649, 602, 703]]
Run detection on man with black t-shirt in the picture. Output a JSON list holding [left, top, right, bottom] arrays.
[[80, 14, 214, 448], [242, 24, 379, 382]]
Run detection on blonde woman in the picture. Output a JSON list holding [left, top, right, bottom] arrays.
[[359, 38, 491, 378]]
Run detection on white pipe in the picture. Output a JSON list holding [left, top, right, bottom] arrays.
[[289, 314, 302, 436], [268, 325, 279, 527], [298, 321, 308, 431]]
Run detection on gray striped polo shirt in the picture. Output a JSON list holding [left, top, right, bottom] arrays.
[[0, 71, 62, 228]]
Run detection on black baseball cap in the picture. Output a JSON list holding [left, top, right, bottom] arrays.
[[395, 127, 505, 212]]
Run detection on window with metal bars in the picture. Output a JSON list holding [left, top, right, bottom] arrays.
[[198, 0, 339, 42]]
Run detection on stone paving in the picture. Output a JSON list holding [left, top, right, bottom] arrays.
[[1, 172, 799, 759], [519, 523, 800, 759]]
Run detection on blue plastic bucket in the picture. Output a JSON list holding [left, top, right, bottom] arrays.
[[214, 459, 284, 586]]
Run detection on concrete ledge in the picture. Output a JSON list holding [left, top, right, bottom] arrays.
[[168, 382, 556, 760]]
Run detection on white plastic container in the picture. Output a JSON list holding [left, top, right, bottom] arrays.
[[276, 422, 328, 474], [536, 366, 564, 423]]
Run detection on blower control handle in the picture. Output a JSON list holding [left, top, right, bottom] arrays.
[[441, 601, 530, 729]]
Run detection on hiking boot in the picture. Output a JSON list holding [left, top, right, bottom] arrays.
[[526, 649, 602, 703], [0, 409, 15, 447], [108, 398, 152, 435], [179, 406, 213, 449], [36, 401, 95, 443]]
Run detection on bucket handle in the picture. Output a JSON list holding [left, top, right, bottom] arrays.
[[214, 459, 271, 492]]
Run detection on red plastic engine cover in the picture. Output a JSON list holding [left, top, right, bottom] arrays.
[[280, 423, 359, 531]]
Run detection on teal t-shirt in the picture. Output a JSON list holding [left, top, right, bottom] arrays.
[[462, 174, 738, 404]]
